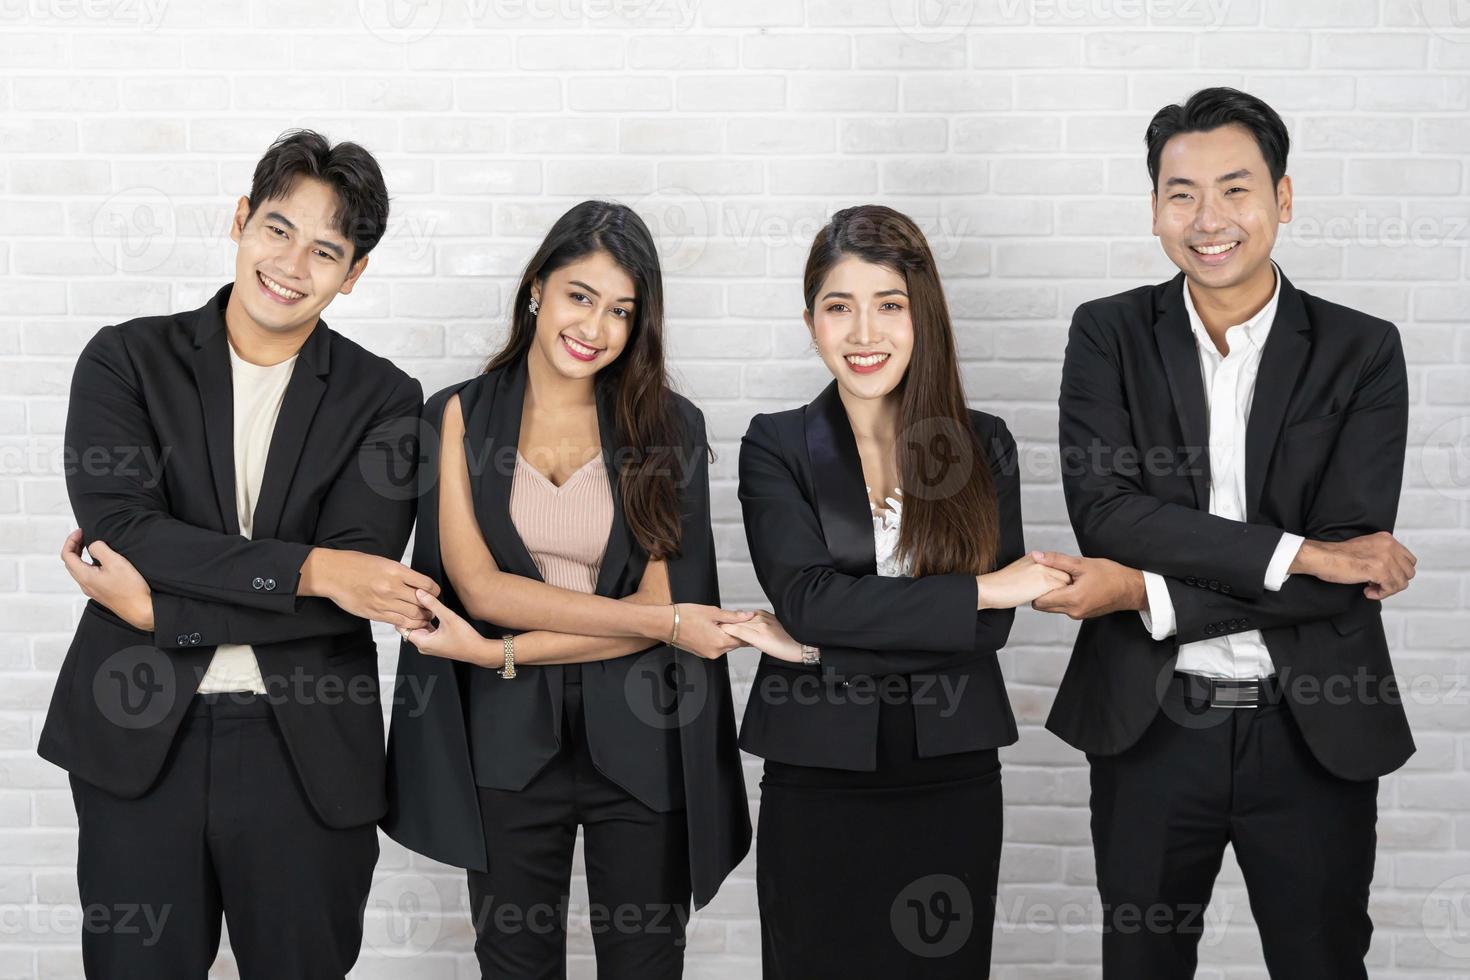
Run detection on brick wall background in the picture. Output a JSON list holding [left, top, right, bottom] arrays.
[[1, 0, 1467, 976]]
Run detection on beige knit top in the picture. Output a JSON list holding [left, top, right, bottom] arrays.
[[508, 448, 614, 592]]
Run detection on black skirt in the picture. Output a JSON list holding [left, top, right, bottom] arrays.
[[757, 691, 1003, 979]]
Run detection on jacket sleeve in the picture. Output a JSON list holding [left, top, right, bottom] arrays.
[[1161, 324, 1408, 642], [1059, 303, 1285, 598], [738, 412, 981, 656]]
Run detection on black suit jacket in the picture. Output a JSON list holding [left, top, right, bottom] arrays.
[[737, 381, 1021, 769], [39, 283, 422, 827], [382, 355, 751, 909], [1045, 269, 1414, 781]]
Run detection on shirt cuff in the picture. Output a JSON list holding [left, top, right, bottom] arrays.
[[1138, 571, 1177, 641], [1264, 532, 1305, 592]]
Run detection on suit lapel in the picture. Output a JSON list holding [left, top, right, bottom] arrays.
[[187, 282, 331, 541], [189, 289, 239, 534], [1152, 273, 1212, 510], [1244, 271, 1311, 521], [468, 353, 633, 594], [803, 380, 877, 577], [251, 321, 329, 541]]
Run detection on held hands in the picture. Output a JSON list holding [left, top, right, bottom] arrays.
[[976, 554, 1073, 610], [398, 588, 497, 666], [668, 604, 758, 660], [299, 547, 439, 630], [718, 609, 805, 663], [1291, 532, 1416, 600], [1028, 552, 1147, 620], [60, 529, 155, 631]]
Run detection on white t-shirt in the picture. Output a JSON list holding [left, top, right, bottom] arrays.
[[196, 341, 299, 693]]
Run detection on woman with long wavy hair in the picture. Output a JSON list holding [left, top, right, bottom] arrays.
[[726, 205, 1069, 976], [383, 200, 751, 978]]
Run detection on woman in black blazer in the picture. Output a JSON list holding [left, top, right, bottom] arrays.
[[723, 205, 1069, 977], [382, 201, 751, 978]]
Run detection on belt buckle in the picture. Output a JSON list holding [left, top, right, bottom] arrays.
[[1209, 679, 1261, 709]]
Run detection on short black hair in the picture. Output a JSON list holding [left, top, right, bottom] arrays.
[[1145, 87, 1290, 192], [245, 129, 390, 264]]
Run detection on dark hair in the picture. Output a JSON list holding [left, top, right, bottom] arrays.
[[803, 205, 1000, 576], [1145, 87, 1290, 191], [485, 200, 689, 561], [245, 129, 390, 264]]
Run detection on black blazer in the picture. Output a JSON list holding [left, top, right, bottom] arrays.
[[737, 380, 1021, 769], [1045, 269, 1414, 781], [39, 283, 423, 827], [382, 354, 750, 909]]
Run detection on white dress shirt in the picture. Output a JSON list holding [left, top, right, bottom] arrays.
[[196, 341, 298, 693], [1139, 264, 1304, 679], [868, 485, 912, 578]]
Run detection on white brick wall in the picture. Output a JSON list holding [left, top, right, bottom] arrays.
[[1, 1, 1467, 976]]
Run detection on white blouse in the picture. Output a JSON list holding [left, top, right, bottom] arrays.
[[867, 485, 912, 578]]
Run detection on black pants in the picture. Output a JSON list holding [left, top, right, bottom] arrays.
[[1089, 677, 1378, 979], [68, 692, 379, 980], [468, 672, 691, 979]]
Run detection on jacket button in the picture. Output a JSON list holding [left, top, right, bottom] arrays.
[[1203, 624, 1215, 635], [1208, 580, 1219, 590], [264, 578, 276, 591], [176, 634, 187, 645], [1185, 576, 1196, 586], [1221, 584, 1232, 594], [1238, 617, 1248, 627], [189, 632, 202, 644], [252, 576, 265, 590]]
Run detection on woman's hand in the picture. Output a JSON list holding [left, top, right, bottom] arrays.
[[719, 609, 804, 663], [60, 529, 155, 631], [399, 589, 497, 667], [668, 603, 757, 660], [976, 554, 1072, 610]]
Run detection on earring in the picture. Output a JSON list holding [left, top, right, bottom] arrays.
[[528, 297, 540, 315], [810, 339, 820, 354]]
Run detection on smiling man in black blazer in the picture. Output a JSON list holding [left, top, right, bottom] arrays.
[[1033, 88, 1418, 979], [42, 131, 434, 979]]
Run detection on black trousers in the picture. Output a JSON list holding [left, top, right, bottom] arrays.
[[1089, 676, 1378, 979], [68, 692, 379, 980], [757, 693, 1003, 979], [468, 672, 691, 979]]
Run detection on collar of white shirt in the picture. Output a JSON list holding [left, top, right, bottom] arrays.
[[1181, 260, 1283, 357]]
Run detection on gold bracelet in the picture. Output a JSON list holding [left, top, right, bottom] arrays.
[[669, 603, 680, 649], [498, 634, 516, 679]]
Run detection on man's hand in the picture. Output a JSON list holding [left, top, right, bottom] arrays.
[[1030, 552, 1148, 620], [60, 529, 155, 631], [299, 547, 440, 630], [1291, 532, 1416, 600]]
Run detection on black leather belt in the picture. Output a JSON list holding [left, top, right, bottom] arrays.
[[1171, 671, 1283, 709]]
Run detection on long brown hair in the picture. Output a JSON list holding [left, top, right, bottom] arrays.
[[803, 205, 1000, 575], [485, 201, 687, 560]]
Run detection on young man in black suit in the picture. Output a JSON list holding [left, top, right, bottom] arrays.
[[1032, 88, 1417, 978], [44, 130, 436, 979]]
